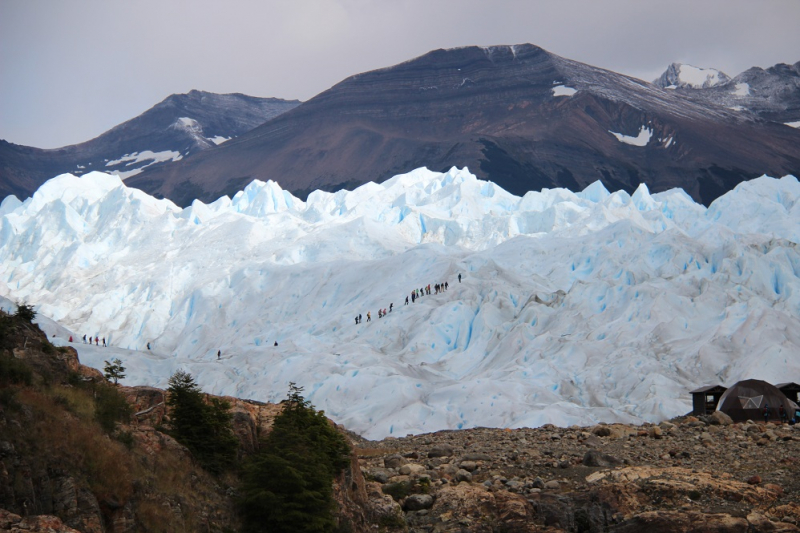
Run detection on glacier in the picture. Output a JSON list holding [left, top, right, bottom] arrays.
[[1, 167, 799, 440]]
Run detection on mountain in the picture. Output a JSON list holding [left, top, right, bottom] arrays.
[[654, 61, 800, 125], [127, 44, 800, 207], [2, 168, 799, 440], [654, 62, 731, 89], [0, 90, 300, 201]]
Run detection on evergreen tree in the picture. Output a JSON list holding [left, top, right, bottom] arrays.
[[103, 358, 126, 384], [166, 370, 238, 475], [240, 383, 351, 533], [14, 303, 36, 323]]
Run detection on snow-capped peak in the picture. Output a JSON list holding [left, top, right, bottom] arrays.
[[655, 62, 731, 89]]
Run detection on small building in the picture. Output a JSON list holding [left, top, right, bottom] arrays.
[[776, 382, 800, 405], [717, 379, 798, 422], [690, 385, 727, 416]]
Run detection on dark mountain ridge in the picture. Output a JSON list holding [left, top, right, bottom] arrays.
[[128, 44, 800, 207], [0, 91, 300, 201]]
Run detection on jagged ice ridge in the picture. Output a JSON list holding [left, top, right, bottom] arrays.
[[1, 168, 800, 439]]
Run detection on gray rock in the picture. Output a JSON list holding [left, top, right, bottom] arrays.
[[459, 460, 478, 472], [462, 452, 492, 461], [583, 449, 624, 467], [709, 411, 733, 426], [399, 463, 426, 476], [506, 480, 522, 491], [532, 477, 546, 489], [544, 480, 560, 490], [404, 493, 434, 511], [384, 454, 407, 469], [456, 469, 473, 483], [592, 426, 612, 437], [428, 443, 455, 458], [368, 468, 390, 483], [583, 435, 604, 447]]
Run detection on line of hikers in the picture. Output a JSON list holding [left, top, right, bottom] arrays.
[[355, 274, 461, 325], [80, 334, 107, 347]]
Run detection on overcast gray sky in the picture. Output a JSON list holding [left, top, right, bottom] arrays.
[[1, 0, 798, 148]]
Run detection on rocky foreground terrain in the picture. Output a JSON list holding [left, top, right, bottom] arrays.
[[2, 311, 798, 532], [350, 413, 800, 532]]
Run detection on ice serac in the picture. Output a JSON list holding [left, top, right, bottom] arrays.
[[2, 168, 800, 440]]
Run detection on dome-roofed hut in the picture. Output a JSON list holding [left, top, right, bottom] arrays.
[[717, 379, 799, 422]]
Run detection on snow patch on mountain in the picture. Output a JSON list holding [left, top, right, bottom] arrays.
[[105, 150, 184, 180], [2, 168, 800, 439], [786, 121, 800, 129], [552, 85, 577, 97], [733, 83, 751, 96], [609, 126, 652, 147]]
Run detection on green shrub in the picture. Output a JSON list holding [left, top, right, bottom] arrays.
[[116, 430, 135, 450], [0, 353, 33, 386], [381, 481, 412, 501], [103, 358, 126, 384], [166, 370, 238, 475], [14, 303, 36, 323], [239, 383, 351, 533], [95, 382, 132, 433]]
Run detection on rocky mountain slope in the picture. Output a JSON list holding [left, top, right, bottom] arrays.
[[0, 91, 300, 202], [127, 44, 800, 207], [654, 61, 800, 125]]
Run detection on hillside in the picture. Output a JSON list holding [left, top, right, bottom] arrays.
[[127, 44, 800, 207]]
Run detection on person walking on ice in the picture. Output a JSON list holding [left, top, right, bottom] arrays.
[[217, 350, 221, 359], [458, 273, 462, 283], [367, 312, 371, 322]]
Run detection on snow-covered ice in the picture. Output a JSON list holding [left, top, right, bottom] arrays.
[[2, 168, 800, 440]]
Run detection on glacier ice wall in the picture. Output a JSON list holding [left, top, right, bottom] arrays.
[[1, 167, 799, 439]]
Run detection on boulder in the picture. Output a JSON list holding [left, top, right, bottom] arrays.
[[398, 463, 426, 476], [455, 469, 473, 483], [428, 444, 455, 458], [710, 411, 734, 426], [459, 460, 478, 472], [583, 449, 624, 467], [404, 493, 434, 511], [384, 454, 406, 469]]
